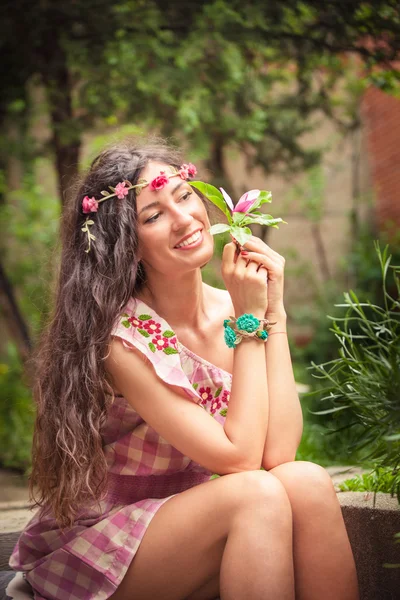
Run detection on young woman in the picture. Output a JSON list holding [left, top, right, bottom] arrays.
[[10, 140, 359, 600]]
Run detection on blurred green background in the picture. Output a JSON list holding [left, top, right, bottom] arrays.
[[1, 1, 400, 480]]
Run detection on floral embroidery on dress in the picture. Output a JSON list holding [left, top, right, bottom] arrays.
[[199, 386, 213, 406], [121, 313, 178, 355], [218, 390, 230, 417]]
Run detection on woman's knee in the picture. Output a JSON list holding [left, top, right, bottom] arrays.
[[223, 469, 292, 519], [269, 460, 337, 507]]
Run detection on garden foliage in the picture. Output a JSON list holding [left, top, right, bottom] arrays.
[[305, 242, 400, 499]]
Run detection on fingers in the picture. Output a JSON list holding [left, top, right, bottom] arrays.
[[238, 250, 283, 274], [240, 235, 285, 264], [221, 242, 238, 276]]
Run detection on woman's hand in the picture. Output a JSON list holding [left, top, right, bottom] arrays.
[[232, 235, 286, 321], [221, 242, 269, 318]]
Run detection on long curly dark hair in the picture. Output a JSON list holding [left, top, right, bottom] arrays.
[[30, 138, 209, 529]]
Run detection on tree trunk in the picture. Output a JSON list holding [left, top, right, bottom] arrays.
[[205, 134, 226, 189], [0, 260, 32, 362], [311, 221, 332, 282], [41, 44, 81, 208]]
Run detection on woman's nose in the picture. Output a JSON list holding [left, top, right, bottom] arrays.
[[171, 206, 194, 231]]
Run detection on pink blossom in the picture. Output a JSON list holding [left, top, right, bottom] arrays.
[[128, 316, 142, 328], [234, 189, 260, 214], [221, 390, 230, 404], [149, 171, 169, 191], [152, 334, 170, 350], [220, 188, 234, 211], [82, 196, 99, 214], [143, 319, 162, 335], [186, 163, 197, 177], [199, 386, 213, 405], [210, 398, 222, 414], [178, 166, 190, 180], [115, 182, 130, 199]]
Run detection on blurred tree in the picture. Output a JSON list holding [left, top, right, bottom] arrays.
[[0, 0, 399, 364], [0, 0, 399, 201]]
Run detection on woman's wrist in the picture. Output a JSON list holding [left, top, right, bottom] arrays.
[[266, 312, 287, 333]]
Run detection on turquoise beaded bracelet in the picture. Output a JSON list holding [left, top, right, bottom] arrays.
[[223, 314, 277, 349]]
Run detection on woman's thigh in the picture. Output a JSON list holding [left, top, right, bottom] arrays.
[[109, 470, 290, 600]]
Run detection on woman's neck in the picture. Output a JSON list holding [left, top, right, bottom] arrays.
[[136, 270, 212, 332]]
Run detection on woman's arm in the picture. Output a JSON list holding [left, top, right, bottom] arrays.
[[231, 236, 303, 469], [262, 312, 303, 470]]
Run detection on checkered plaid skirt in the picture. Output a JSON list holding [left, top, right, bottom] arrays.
[[10, 470, 211, 600]]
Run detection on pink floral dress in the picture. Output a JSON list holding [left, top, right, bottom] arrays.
[[9, 298, 232, 600]]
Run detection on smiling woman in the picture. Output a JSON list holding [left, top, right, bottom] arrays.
[[8, 138, 359, 600]]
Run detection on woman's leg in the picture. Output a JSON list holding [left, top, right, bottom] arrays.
[[109, 470, 295, 600], [269, 461, 359, 600]]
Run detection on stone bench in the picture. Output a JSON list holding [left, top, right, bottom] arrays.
[[1, 476, 400, 599]]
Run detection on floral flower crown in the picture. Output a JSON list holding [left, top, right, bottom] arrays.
[[81, 163, 197, 252], [81, 161, 287, 253]]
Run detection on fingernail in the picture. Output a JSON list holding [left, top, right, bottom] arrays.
[[241, 251, 248, 255]]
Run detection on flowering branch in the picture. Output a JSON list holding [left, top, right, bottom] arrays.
[[190, 182, 287, 246]]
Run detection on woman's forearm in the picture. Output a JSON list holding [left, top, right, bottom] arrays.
[[224, 314, 269, 470], [262, 314, 303, 470]]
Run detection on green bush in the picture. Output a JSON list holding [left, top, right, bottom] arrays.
[[0, 344, 34, 471], [305, 242, 400, 496], [338, 466, 400, 498]]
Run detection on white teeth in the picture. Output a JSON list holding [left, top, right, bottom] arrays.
[[176, 230, 201, 248]]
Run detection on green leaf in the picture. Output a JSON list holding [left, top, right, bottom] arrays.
[[138, 313, 152, 321], [162, 330, 176, 338], [232, 212, 246, 225], [258, 191, 272, 205], [163, 347, 178, 355], [190, 181, 232, 223], [100, 190, 109, 196], [148, 342, 156, 353], [192, 382, 199, 390], [122, 313, 129, 317], [243, 216, 287, 228], [209, 223, 231, 236], [230, 226, 252, 246], [121, 319, 130, 328], [214, 386, 222, 397], [219, 408, 228, 417], [138, 328, 150, 337]]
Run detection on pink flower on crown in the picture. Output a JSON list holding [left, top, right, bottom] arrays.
[[115, 182, 130, 199], [82, 196, 99, 214], [178, 166, 190, 180], [180, 163, 197, 178], [149, 171, 169, 191], [187, 163, 197, 177]]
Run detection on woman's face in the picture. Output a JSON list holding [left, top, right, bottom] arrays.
[[135, 161, 214, 276]]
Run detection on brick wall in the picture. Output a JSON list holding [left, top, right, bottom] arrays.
[[361, 87, 400, 240]]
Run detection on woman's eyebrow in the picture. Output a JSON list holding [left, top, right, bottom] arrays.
[[138, 181, 186, 216]]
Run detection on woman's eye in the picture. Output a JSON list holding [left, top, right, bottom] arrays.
[[145, 192, 192, 224], [146, 213, 161, 224]]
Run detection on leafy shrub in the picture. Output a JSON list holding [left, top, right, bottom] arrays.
[[338, 466, 400, 498], [305, 242, 400, 495], [0, 344, 34, 470]]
